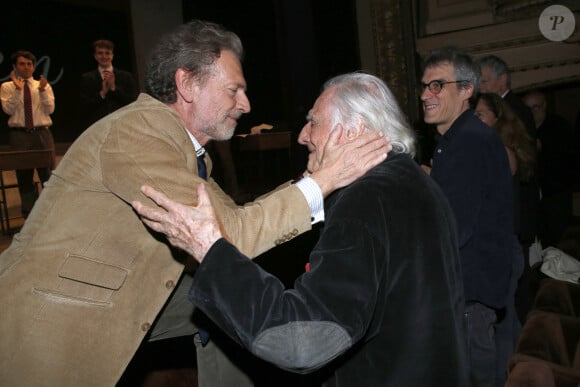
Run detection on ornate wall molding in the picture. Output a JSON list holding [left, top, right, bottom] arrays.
[[358, 0, 580, 124], [413, 3, 580, 91], [493, 0, 558, 17], [365, 0, 420, 124]]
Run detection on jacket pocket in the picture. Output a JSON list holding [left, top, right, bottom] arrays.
[[57, 254, 128, 290], [32, 254, 129, 308]]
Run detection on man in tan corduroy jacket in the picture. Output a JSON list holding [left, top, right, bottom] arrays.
[[0, 20, 389, 386]]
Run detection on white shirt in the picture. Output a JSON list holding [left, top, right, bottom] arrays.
[[185, 130, 324, 223], [1, 78, 55, 127]]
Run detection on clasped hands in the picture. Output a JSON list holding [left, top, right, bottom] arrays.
[[101, 71, 116, 95]]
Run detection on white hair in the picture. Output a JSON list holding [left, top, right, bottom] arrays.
[[322, 72, 416, 156]]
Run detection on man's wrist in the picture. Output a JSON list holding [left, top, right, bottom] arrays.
[[294, 176, 324, 223], [309, 170, 332, 198]]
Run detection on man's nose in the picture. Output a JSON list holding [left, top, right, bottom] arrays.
[[237, 91, 251, 113], [420, 86, 432, 100], [297, 124, 310, 145]]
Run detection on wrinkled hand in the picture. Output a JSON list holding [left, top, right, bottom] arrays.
[[310, 128, 392, 197], [11, 71, 23, 90], [131, 184, 222, 263]]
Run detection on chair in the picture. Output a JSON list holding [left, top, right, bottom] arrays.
[[507, 278, 580, 386], [0, 149, 54, 234]]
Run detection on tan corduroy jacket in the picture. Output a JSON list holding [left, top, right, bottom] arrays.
[[0, 94, 311, 386]]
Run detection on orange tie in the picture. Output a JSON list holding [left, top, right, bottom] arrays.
[[23, 80, 34, 129]]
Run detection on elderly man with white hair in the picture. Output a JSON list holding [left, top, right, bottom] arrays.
[[133, 72, 469, 386]]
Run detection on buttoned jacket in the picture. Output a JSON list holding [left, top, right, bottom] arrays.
[[0, 93, 311, 386]]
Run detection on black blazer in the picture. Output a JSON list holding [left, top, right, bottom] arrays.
[[191, 154, 469, 386], [79, 68, 138, 128]]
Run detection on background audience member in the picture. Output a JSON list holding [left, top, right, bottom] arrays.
[[0, 50, 56, 216], [421, 47, 514, 387], [475, 92, 536, 385], [477, 54, 540, 305], [523, 90, 575, 248], [133, 72, 469, 387], [79, 39, 138, 128], [475, 93, 535, 179], [477, 55, 535, 136], [0, 20, 388, 387]]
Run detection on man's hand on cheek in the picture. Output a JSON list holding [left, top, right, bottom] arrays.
[[310, 128, 391, 197]]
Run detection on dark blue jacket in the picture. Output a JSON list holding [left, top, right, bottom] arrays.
[[431, 109, 514, 309]]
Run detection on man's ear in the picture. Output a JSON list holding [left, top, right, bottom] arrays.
[[461, 83, 474, 101], [175, 68, 195, 103], [344, 120, 366, 141], [499, 73, 508, 87]]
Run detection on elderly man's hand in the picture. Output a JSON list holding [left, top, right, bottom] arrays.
[[131, 184, 222, 262], [310, 128, 392, 197]]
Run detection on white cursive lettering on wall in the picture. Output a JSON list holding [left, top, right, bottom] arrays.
[[0, 52, 64, 85]]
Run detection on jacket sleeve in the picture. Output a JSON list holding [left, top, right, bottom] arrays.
[[99, 107, 311, 258], [106, 70, 138, 106], [79, 72, 102, 110], [190, 217, 383, 373]]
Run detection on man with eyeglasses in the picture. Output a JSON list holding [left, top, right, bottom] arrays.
[[420, 47, 514, 387]]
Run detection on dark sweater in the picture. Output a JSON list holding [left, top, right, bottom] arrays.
[[431, 109, 514, 309]]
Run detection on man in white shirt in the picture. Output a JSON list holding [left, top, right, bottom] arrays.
[[0, 50, 56, 215]]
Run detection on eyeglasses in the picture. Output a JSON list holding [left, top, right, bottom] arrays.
[[419, 80, 468, 95]]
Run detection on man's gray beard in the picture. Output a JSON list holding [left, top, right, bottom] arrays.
[[209, 125, 236, 142]]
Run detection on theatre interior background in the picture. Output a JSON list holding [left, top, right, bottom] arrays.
[[2, 0, 579, 183], [1, 0, 580, 386]]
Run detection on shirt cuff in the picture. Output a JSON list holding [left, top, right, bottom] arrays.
[[294, 176, 324, 224]]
